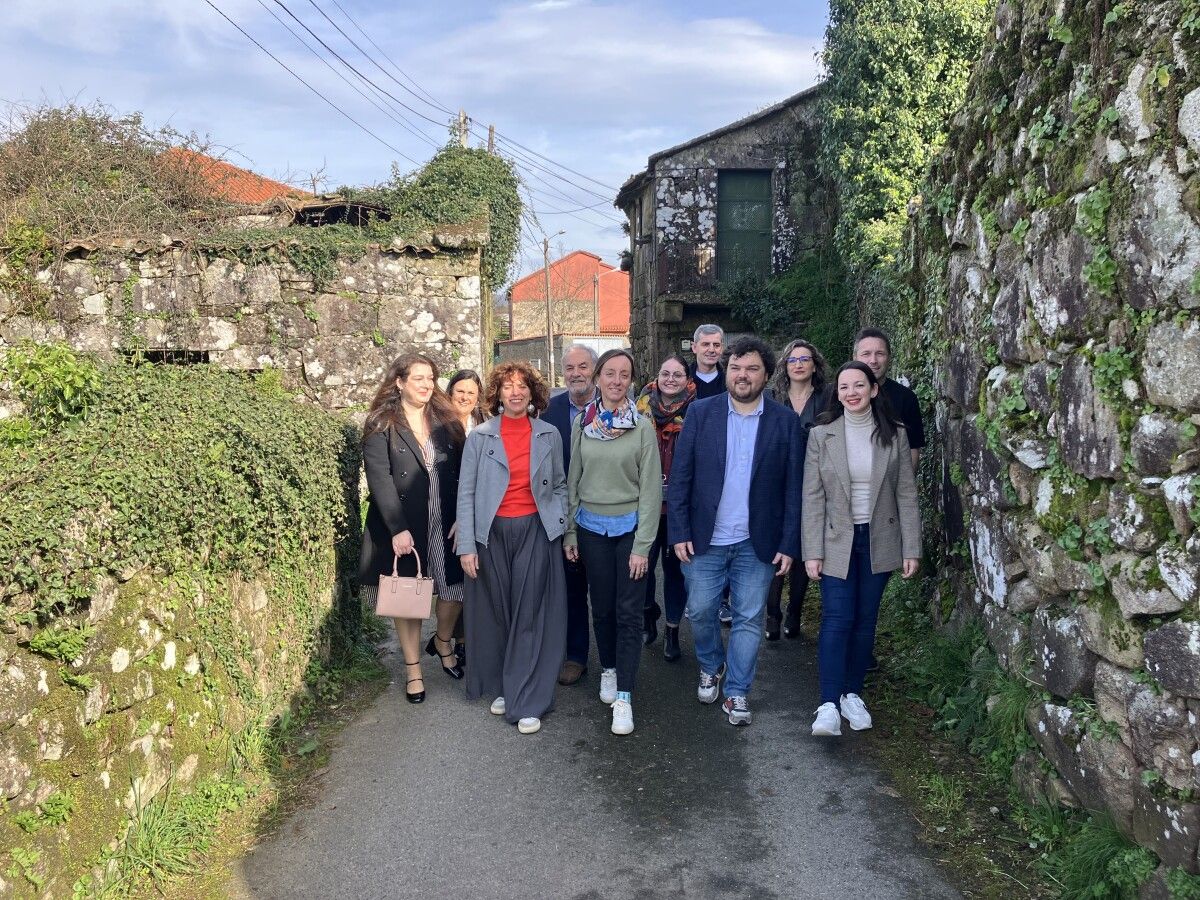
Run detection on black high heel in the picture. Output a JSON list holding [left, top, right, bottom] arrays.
[[425, 633, 464, 680], [404, 659, 425, 704]]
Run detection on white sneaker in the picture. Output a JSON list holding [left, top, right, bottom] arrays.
[[517, 717, 541, 734], [611, 699, 634, 735], [697, 663, 725, 704], [812, 702, 842, 736], [839, 693, 873, 731], [489, 696, 506, 715], [599, 668, 618, 704]]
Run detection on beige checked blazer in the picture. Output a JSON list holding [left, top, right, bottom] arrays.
[[801, 418, 922, 579]]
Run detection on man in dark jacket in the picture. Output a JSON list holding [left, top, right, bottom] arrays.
[[668, 337, 806, 727], [688, 323, 727, 400], [542, 343, 597, 686], [853, 327, 925, 471]]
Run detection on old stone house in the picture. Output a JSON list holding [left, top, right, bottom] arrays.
[[615, 85, 830, 375], [501, 250, 629, 381], [0, 154, 489, 410]]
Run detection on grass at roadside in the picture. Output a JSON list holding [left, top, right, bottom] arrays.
[[794, 577, 1167, 899]]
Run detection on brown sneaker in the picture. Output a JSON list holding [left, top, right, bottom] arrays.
[[558, 660, 587, 686]]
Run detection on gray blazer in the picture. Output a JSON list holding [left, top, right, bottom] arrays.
[[801, 419, 922, 579], [455, 415, 568, 554]]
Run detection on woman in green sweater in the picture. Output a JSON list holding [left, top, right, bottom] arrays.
[[564, 349, 662, 736]]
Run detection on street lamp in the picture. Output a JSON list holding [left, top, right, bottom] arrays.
[[543, 230, 565, 386]]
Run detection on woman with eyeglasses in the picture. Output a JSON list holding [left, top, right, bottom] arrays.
[[765, 339, 831, 640], [634, 353, 697, 661]]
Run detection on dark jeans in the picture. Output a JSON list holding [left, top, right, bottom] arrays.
[[643, 515, 686, 626], [767, 565, 811, 625], [577, 526, 642, 693], [818, 524, 892, 705], [563, 555, 590, 665]]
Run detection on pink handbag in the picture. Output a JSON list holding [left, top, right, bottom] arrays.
[[376, 549, 434, 619]]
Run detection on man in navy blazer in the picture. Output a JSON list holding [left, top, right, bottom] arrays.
[[667, 336, 806, 726], [542, 343, 598, 686]]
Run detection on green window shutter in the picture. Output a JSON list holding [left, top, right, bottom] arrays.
[[716, 170, 772, 282]]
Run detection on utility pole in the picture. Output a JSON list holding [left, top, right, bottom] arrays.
[[487, 124, 495, 154], [592, 273, 599, 332], [458, 110, 469, 148], [543, 237, 555, 386]]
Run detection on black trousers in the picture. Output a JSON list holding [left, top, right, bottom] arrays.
[[577, 527, 642, 694], [767, 565, 811, 625]]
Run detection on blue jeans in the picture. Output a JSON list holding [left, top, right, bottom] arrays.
[[682, 539, 775, 698], [818, 524, 892, 705]]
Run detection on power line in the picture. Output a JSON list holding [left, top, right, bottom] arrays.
[[250, 0, 441, 151], [308, 0, 455, 117], [310, 0, 619, 196], [325, 0, 451, 114], [201, 0, 421, 164], [270, 0, 451, 133]]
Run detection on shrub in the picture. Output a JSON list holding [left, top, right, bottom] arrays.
[[1040, 815, 1157, 899]]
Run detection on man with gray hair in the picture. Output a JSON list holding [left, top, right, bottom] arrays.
[[544, 342, 599, 686], [689, 324, 726, 401]]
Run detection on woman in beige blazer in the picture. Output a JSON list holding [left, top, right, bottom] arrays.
[[802, 361, 921, 738]]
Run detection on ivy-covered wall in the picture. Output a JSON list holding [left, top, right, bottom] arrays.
[[0, 228, 488, 411], [0, 353, 361, 895], [902, 0, 1200, 877]]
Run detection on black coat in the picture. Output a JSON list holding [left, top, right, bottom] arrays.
[[357, 422, 465, 586]]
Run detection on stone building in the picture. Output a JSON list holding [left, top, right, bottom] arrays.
[[504, 250, 629, 382], [0, 152, 490, 410], [615, 85, 830, 375], [0, 229, 488, 411]]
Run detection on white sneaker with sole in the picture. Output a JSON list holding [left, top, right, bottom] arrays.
[[812, 702, 842, 736], [839, 693, 873, 731], [722, 695, 752, 726], [599, 668, 618, 704], [489, 696, 506, 715], [611, 699, 634, 735], [517, 717, 541, 734], [697, 663, 726, 704]]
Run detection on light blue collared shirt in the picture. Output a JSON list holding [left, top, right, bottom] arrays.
[[710, 394, 764, 547]]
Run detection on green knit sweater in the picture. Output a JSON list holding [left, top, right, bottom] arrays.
[[565, 415, 662, 556]]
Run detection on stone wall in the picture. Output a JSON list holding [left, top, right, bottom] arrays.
[[0, 230, 487, 409], [913, 0, 1200, 874], [616, 86, 831, 377]]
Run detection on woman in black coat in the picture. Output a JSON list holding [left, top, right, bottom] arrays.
[[359, 353, 467, 703]]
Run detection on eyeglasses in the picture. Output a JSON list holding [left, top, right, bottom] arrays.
[[785, 355, 813, 365]]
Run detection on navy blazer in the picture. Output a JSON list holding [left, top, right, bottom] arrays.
[[543, 390, 590, 474], [666, 394, 806, 564]]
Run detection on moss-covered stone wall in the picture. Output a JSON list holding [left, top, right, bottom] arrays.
[[0, 359, 360, 895], [902, 0, 1200, 875]]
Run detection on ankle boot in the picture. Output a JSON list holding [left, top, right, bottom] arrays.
[[663, 625, 681, 662]]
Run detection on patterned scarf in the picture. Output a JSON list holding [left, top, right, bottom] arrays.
[[581, 396, 640, 441], [636, 380, 696, 486]]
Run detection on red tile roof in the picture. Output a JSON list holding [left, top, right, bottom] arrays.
[[162, 148, 311, 205], [510, 250, 630, 334]]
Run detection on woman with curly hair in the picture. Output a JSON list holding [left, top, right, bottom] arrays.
[[358, 353, 467, 704], [765, 338, 831, 640], [456, 361, 568, 735]]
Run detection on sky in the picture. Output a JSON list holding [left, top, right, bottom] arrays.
[[1, 0, 828, 284]]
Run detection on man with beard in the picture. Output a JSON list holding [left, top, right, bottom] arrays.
[[667, 337, 806, 726], [544, 343, 598, 686]]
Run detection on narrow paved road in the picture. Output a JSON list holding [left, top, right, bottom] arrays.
[[231, 616, 960, 900]]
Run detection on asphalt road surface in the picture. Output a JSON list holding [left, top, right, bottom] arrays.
[[231, 613, 961, 900]]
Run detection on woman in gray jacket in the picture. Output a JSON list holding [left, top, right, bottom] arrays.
[[456, 361, 568, 735], [802, 361, 921, 738]]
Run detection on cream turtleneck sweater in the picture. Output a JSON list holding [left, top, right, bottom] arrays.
[[844, 407, 875, 524]]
